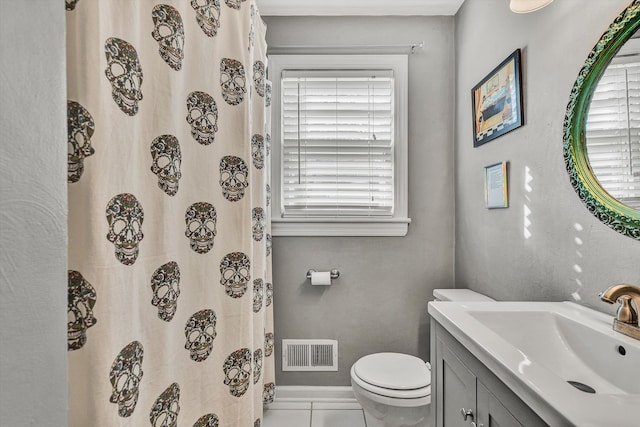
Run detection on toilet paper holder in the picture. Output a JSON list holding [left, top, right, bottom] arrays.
[[306, 269, 340, 280]]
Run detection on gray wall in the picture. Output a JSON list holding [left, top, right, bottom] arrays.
[[0, 1, 68, 426], [264, 16, 456, 385], [454, 0, 640, 311]]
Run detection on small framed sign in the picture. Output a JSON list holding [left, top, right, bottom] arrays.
[[484, 161, 509, 209]]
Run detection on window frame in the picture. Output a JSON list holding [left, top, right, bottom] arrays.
[[269, 54, 410, 236]]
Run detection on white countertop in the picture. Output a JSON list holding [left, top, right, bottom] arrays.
[[428, 301, 640, 427]]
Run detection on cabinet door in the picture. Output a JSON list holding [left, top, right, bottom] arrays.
[[477, 382, 523, 427], [436, 338, 477, 427]]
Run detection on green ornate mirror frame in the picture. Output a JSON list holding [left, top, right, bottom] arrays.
[[564, 0, 640, 240]]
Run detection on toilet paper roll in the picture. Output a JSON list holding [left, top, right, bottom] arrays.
[[310, 271, 332, 286]]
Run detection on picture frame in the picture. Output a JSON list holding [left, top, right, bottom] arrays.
[[484, 161, 509, 209], [472, 49, 523, 147]]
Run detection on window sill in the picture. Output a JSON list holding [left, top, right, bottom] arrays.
[[271, 218, 411, 237]]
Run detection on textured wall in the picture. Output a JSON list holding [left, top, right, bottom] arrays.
[[0, 1, 68, 426], [454, 0, 640, 311], [264, 16, 456, 386]]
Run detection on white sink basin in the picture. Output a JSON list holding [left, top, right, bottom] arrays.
[[468, 309, 639, 395], [428, 301, 640, 427]]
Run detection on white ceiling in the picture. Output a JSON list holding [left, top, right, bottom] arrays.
[[256, 0, 466, 16]]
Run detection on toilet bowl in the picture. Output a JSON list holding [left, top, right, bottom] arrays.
[[351, 353, 431, 427], [350, 288, 494, 427]]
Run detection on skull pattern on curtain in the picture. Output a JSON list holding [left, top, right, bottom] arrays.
[[66, 1, 274, 425]]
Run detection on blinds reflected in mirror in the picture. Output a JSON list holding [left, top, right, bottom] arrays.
[[586, 61, 640, 210], [281, 70, 395, 216]]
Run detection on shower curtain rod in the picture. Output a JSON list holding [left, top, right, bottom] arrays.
[[268, 41, 424, 54]]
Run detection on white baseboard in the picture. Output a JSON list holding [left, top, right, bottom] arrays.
[[274, 385, 356, 402]]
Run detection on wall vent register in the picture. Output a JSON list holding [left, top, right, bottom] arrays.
[[282, 339, 338, 371]]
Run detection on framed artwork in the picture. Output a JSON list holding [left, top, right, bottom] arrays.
[[484, 161, 509, 209], [472, 49, 523, 147]]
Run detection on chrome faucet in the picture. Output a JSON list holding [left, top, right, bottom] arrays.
[[599, 284, 640, 340]]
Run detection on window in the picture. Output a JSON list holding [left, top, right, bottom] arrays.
[[269, 55, 410, 236], [586, 58, 640, 210], [281, 71, 394, 217]]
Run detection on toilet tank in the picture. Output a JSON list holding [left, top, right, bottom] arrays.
[[432, 288, 495, 302]]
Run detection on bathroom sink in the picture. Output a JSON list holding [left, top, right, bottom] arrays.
[[428, 301, 640, 426], [467, 308, 639, 395]]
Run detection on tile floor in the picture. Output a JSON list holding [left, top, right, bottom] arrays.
[[263, 401, 367, 427]]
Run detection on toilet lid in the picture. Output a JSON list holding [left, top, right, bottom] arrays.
[[353, 353, 430, 390]]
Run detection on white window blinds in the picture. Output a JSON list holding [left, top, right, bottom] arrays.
[[586, 61, 640, 210], [281, 70, 395, 217]]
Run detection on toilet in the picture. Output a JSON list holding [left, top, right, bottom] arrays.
[[350, 289, 494, 427]]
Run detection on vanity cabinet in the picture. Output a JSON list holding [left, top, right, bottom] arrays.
[[431, 322, 547, 427]]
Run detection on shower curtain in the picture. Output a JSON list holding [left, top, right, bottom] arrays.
[[66, 1, 274, 425]]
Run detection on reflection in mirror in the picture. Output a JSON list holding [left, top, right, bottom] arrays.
[[586, 29, 640, 210]]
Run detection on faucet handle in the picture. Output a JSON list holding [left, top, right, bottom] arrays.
[[460, 408, 474, 421], [616, 295, 639, 325]]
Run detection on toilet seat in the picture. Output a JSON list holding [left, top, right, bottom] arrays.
[[351, 353, 431, 399]]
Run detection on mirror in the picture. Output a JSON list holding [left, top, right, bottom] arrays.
[[564, 1, 640, 240]]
